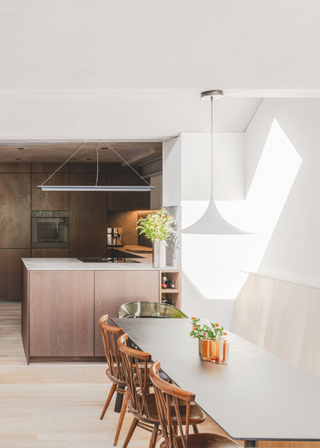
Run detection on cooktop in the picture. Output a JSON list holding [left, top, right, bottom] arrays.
[[126, 249, 152, 254], [77, 258, 141, 263]]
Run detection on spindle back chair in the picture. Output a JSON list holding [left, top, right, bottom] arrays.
[[117, 333, 161, 448], [149, 360, 242, 448], [98, 315, 128, 446]]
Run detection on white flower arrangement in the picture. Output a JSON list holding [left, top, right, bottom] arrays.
[[136, 209, 175, 244]]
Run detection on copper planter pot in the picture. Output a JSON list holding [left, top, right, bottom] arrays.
[[200, 338, 218, 362]]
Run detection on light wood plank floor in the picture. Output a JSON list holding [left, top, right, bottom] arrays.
[[0, 303, 228, 448]]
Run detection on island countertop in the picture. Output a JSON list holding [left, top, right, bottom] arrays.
[[22, 245, 176, 271]]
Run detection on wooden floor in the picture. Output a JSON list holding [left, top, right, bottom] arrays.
[[0, 303, 227, 448]]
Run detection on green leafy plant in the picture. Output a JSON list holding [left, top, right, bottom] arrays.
[[190, 317, 226, 340], [136, 209, 175, 244]]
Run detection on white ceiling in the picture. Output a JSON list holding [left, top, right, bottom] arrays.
[[0, 90, 263, 141], [0, 1, 319, 142], [1, 1, 319, 91]]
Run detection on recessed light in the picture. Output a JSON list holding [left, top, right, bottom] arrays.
[[16, 158, 21, 160], [17, 147, 24, 150]]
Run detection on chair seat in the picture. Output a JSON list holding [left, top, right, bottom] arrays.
[[106, 368, 126, 386], [128, 394, 206, 425], [160, 433, 241, 448]]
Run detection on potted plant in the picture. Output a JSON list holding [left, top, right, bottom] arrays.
[[190, 317, 227, 362], [136, 209, 175, 268]]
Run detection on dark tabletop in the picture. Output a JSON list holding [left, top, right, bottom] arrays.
[[112, 317, 320, 442]]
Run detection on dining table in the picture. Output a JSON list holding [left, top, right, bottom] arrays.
[[112, 317, 320, 447]]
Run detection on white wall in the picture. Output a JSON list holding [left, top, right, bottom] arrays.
[[246, 98, 320, 288], [163, 133, 245, 328], [164, 99, 320, 329]]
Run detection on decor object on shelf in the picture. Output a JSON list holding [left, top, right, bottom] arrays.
[[162, 275, 175, 289], [136, 209, 175, 268], [183, 90, 249, 234], [38, 142, 155, 192]]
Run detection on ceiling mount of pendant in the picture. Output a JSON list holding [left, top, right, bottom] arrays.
[[200, 90, 224, 101]]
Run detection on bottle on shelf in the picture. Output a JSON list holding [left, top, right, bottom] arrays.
[[162, 275, 175, 289]]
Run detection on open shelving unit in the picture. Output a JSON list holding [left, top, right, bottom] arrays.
[[159, 269, 181, 309]]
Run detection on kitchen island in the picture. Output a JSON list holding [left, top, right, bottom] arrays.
[[21, 246, 180, 364]]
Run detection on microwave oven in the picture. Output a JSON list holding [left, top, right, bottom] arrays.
[[31, 211, 69, 248]]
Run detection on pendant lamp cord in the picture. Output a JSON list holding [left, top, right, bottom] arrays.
[[211, 96, 214, 194], [40, 142, 88, 186], [104, 142, 152, 186], [95, 142, 99, 186]]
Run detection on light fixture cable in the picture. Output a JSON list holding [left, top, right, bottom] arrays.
[[95, 142, 99, 186], [211, 95, 214, 194], [40, 142, 88, 187], [104, 142, 152, 186], [39, 141, 154, 191]]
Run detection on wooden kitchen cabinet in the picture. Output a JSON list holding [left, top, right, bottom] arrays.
[[31, 249, 69, 258], [31, 172, 69, 210], [69, 172, 108, 258], [108, 173, 140, 210], [21, 265, 177, 362], [0, 249, 31, 301], [29, 271, 94, 357], [107, 172, 150, 211], [0, 173, 31, 248], [94, 270, 159, 356]]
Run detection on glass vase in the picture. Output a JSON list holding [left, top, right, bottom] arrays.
[[153, 240, 166, 268]]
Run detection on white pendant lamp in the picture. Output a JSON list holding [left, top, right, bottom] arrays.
[[183, 90, 249, 235]]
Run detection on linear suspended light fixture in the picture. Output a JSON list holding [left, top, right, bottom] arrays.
[[37, 142, 155, 192], [40, 185, 154, 192], [183, 90, 249, 234]]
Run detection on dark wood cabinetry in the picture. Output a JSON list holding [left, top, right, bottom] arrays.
[[0, 249, 31, 302], [31, 249, 69, 258], [69, 173, 108, 258], [0, 173, 31, 248], [31, 172, 69, 210], [94, 270, 159, 356], [107, 169, 150, 211], [29, 271, 94, 357], [0, 161, 152, 302]]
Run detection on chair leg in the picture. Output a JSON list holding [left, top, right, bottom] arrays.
[[149, 424, 159, 448], [100, 383, 117, 420], [193, 425, 199, 434], [122, 417, 139, 448], [113, 389, 129, 446]]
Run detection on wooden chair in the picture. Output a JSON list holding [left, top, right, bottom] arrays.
[[117, 333, 207, 448], [98, 315, 128, 447], [149, 360, 242, 448]]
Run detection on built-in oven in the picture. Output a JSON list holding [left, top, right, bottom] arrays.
[[32, 211, 69, 248]]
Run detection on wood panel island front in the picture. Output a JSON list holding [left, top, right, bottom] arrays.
[[21, 255, 180, 364]]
